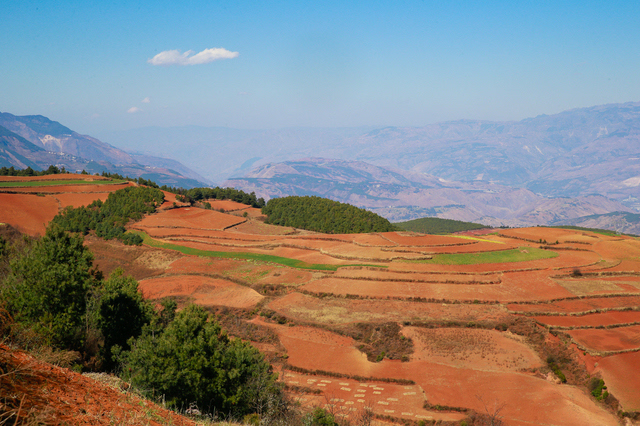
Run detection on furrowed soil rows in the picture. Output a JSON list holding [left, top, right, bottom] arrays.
[[54, 192, 112, 208]]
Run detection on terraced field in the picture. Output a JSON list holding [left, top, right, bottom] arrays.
[[4, 185, 639, 424]]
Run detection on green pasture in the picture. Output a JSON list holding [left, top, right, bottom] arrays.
[[409, 246, 558, 265], [134, 231, 386, 271], [0, 179, 126, 188]]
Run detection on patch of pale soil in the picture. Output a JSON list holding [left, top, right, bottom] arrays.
[[135, 249, 182, 270], [403, 327, 542, 372], [555, 277, 638, 296], [139, 275, 263, 309], [269, 293, 508, 325]]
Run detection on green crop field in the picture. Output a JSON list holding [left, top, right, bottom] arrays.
[[135, 231, 386, 271], [408, 247, 558, 265], [0, 179, 125, 188]]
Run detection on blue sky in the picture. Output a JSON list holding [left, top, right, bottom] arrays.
[[2, 0, 639, 134]]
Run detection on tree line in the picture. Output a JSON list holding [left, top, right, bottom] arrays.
[[262, 196, 396, 234], [51, 186, 164, 245]]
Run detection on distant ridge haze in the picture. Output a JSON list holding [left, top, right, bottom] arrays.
[[101, 101, 640, 209]]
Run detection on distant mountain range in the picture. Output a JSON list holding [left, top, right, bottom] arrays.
[[0, 112, 209, 188], [224, 158, 631, 230], [3, 101, 639, 234], [100, 101, 640, 212]]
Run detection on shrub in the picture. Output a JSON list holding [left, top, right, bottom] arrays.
[[121, 305, 281, 418], [1, 226, 94, 348]]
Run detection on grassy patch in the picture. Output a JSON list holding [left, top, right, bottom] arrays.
[[134, 231, 386, 271], [0, 179, 125, 188], [407, 247, 558, 265]]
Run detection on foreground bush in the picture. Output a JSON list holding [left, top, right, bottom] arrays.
[[121, 304, 283, 418]]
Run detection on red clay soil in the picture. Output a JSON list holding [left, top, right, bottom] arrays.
[[135, 207, 246, 230], [568, 325, 640, 352], [402, 326, 543, 372], [0, 344, 195, 426], [231, 220, 299, 235], [302, 269, 573, 303], [281, 370, 465, 423], [257, 319, 618, 426], [534, 310, 640, 327], [499, 227, 605, 244], [206, 199, 251, 211], [0, 193, 59, 236], [596, 351, 640, 411], [268, 292, 509, 325], [508, 296, 640, 314], [54, 192, 111, 208], [138, 275, 263, 308], [0, 174, 114, 182], [5, 182, 133, 193], [334, 268, 502, 284]]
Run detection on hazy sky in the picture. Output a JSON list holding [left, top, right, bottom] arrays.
[[2, 1, 640, 134]]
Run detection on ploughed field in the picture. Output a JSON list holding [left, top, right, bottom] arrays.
[[4, 182, 639, 425]]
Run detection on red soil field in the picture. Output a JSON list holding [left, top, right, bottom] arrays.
[[4, 182, 133, 193], [139, 275, 263, 308], [596, 351, 640, 411], [508, 296, 640, 314], [303, 269, 573, 303], [53, 192, 111, 208], [206, 199, 251, 211], [139, 226, 279, 241], [535, 310, 640, 328], [334, 268, 502, 284], [568, 325, 640, 352], [258, 319, 617, 426], [268, 292, 509, 325], [0, 174, 114, 182], [281, 370, 465, 423], [499, 227, 605, 244], [403, 326, 543, 372], [0, 193, 59, 236], [230, 219, 298, 235], [135, 207, 246, 230]]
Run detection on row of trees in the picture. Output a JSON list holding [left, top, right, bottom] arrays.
[[50, 186, 164, 245], [0, 165, 67, 176], [174, 186, 266, 208], [262, 196, 396, 234]]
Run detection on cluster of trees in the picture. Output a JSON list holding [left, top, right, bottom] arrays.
[[50, 186, 164, 245], [0, 165, 67, 176], [174, 186, 265, 208], [0, 224, 285, 420], [262, 196, 396, 234], [394, 217, 487, 234]]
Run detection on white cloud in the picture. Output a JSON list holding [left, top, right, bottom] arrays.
[[127, 107, 141, 113], [148, 48, 239, 66], [141, 97, 150, 103]]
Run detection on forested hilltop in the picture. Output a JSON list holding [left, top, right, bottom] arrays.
[[262, 196, 395, 234], [395, 217, 487, 234]]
